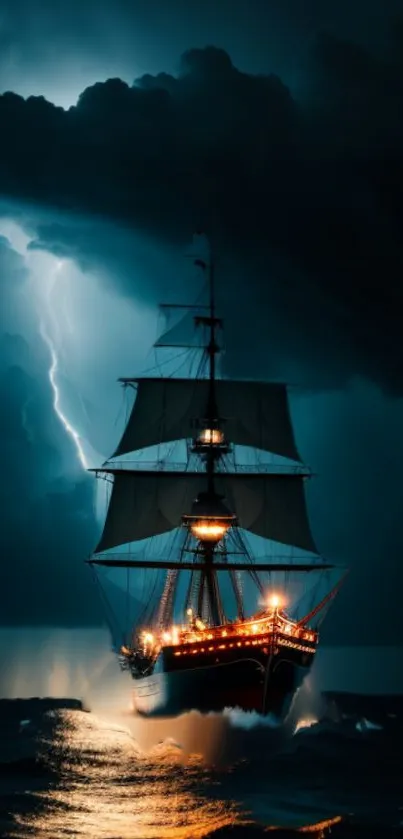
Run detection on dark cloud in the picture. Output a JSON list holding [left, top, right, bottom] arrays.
[[2, 0, 401, 106], [1, 29, 402, 392]]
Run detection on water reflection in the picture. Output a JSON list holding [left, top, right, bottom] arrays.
[[11, 710, 241, 839], [10, 709, 341, 839]]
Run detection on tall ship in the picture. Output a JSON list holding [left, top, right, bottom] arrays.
[[88, 235, 345, 720]]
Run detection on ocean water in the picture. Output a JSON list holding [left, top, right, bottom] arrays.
[[0, 690, 402, 839]]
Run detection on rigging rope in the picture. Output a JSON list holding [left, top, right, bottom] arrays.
[[91, 567, 125, 647], [298, 571, 348, 628]]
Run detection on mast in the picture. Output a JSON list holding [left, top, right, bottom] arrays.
[[194, 247, 225, 625], [204, 256, 221, 625], [206, 257, 218, 494]]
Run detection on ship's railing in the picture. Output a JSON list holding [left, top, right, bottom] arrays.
[[174, 616, 316, 647], [128, 612, 317, 661]]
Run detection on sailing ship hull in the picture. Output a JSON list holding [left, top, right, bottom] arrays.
[[131, 645, 314, 720]]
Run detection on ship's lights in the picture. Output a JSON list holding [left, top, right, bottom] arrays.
[[198, 428, 224, 445], [143, 632, 154, 644], [190, 519, 231, 542], [195, 618, 206, 630], [138, 614, 317, 656], [269, 594, 281, 609]]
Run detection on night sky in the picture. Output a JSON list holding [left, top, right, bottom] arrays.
[[0, 0, 402, 648]]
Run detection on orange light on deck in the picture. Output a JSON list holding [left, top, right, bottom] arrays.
[[198, 428, 224, 445], [195, 618, 206, 631], [143, 632, 154, 644], [269, 594, 281, 610], [190, 519, 230, 542]]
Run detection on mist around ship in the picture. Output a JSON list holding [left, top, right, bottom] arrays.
[[1, 627, 402, 756]]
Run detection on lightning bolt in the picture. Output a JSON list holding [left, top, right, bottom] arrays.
[[40, 321, 88, 470], [0, 219, 96, 473], [39, 260, 88, 470]]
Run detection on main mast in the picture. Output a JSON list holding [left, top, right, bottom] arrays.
[[206, 258, 218, 492], [194, 250, 225, 625]]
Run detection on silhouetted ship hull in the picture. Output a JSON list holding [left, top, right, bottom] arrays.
[[132, 643, 314, 719], [88, 234, 345, 721], [122, 609, 319, 719]]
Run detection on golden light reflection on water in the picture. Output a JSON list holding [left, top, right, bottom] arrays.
[[11, 710, 242, 839], [9, 710, 342, 839], [267, 817, 343, 838]]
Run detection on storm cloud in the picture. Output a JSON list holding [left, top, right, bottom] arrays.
[[0, 28, 403, 391], [1, 0, 401, 104]]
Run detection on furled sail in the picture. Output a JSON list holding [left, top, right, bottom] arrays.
[[94, 470, 317, 554], [113, 378, 301, 462]]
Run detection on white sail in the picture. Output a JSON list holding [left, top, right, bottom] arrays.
[[95, 470, 317, 554], [113, 378, 301, 462]]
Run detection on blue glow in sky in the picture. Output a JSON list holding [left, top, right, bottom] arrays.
[[0, 217, 158, 471]]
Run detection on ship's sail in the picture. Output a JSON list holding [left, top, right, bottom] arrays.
[[113, 378, 302, 462], [93, 469, 317, 554]]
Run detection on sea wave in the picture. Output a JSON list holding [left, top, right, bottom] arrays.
[[0, 693, 402, 839], [203, 820, 403, 839]]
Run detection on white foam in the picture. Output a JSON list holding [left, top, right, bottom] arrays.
[[356, 717, 383, 732]]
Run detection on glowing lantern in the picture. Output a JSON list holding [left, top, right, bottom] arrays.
[[143, 632, 154, 644], [195, 618, 206, 631], [190, 520, 230, 541], [198, 428, 224, 445], [269, 594, 281, 610], [183, 491, 236, 545]]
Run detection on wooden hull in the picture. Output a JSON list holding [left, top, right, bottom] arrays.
[[131, 644, 315, 720]]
